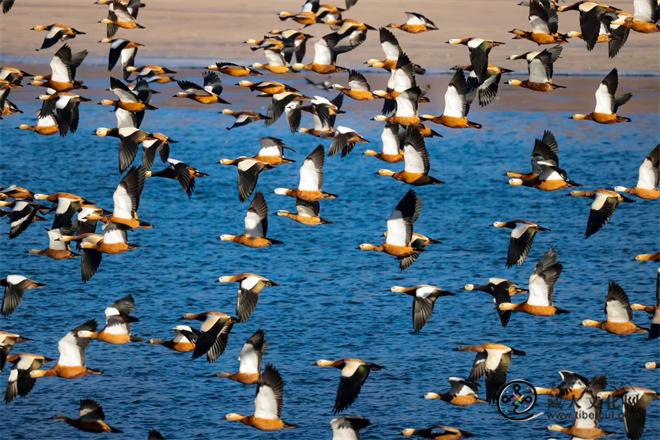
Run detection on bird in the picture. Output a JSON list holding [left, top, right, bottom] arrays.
[[101, 38, 142, 80], [359, 189, 426, 270], [273, 30, 315, 64], [456, 64, 509, 107], [386, 12, 438, 33], [31, 24, 85, 50], [84, 295, 141, 344], [100, 77, 157, 123], [265, 90, 307, 133], [614, 144, 660, 200], [276, 199, 332, 226], [106, 166, 150, 229], [377, 127, 443, 186], [252, 47, 292, 74], [457, 342, 526, 403], [329, 126, 369, 157], [94, 127, 170, 173], [100, 0, 145, 38], [464, 278, 528, 327], [208, 61, 262, 77], [365, 28, 425, 72], [250, 137, 296, 166], [52, 399, 122, 433], [447, 38, 505, 84], [424, 377, 486, 407], [220, 192, 282, 248], [1, 0, 16, 13], [38, 91, 91, 136], [28, 228, 78, 259], [636, 252, 660, 262], [363, 123, 404, 163], [4, 353, 52, 403], [420, 69, 482, 129], [5, 200, 43, 239], [174, 72, 229, 104], [220, 139, 295, 198], [625, 0, 660, 33], [219, 156, 274, 202], [391, 285, 455, 332], [125, 64, 176, 78], [16, 100, 60, 136], [274, 145, 337, 201], [332, 70, 377, 100], [401, 425, 474, 439], [505, 130, 578, 191], [582, 281, 649, 335], [0, 66, 33, 86], [0, 87, 22, 118], [493, 220, 549, 267], [371, 86, 426, 127], [148, 325, 197, 353], [31, 44, 88, 92], [334, 19, 376, 51], [298, 94, 343, 138], [570, 189, 634, 237], [31, 320, 103, 379], [330, 416, 371, 439], [225, 364, 297, 431], [182, 311, 236, 363], [558, 1, 621, 50], [535, 370, 590, 400], [316, 358, 383, 413], [59, 222, 139, 281], [1, 274, 44, 317], [95, 0, 144, 19], [292, 32, 348, 74], [146, 158, 208, 198], [598, 387, 659, 440], [0, 331, 31, 372], [0, 185, 36, 200], [216, 329, 265, 384], [547, 375, 610, 438], [570, 68, 632, 123], [506, 45, 565, 91], [509, 0, 569, 44], [218, 273, 278, 322], [370, 53, 419, 118], [148, 430, 165, 440], [509, 166, 579, 191], [498, 248, 570, 316], [221, 109, 270, 130]]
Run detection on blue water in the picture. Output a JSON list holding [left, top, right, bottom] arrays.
[[1, 74, 659, 439]]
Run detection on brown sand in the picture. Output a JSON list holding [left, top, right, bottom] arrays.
[[1, 0, 659, 73], [2, 1, 658, 115]]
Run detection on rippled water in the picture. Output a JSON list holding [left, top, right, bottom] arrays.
[[1, 74, 659, 439]]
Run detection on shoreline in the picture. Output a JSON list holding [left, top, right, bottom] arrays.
[[5, 65, 660, 115], [2, 54, 660, 78]]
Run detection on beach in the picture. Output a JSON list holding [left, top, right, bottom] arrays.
[[1, 0, 659, 74]]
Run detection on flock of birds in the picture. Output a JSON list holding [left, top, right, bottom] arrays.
[[1, 0, 659, 438]]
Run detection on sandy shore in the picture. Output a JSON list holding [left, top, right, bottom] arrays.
[[2, 1, 659, 115], [1, 0, 659, 74]]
